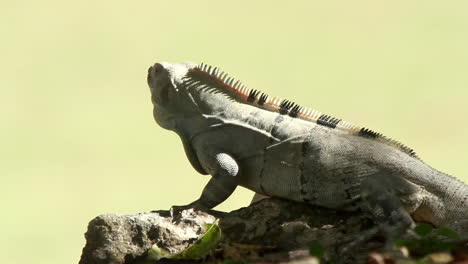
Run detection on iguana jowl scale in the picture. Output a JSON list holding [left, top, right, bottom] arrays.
[[147, 62, 468, 240]]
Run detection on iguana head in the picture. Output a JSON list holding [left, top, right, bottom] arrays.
[[147, 62, 199, 130]]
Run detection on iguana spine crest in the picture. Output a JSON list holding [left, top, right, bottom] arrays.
[[190, 63, 418, 158]]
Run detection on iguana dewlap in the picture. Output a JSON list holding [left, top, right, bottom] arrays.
[[147, 61, 468, 240]]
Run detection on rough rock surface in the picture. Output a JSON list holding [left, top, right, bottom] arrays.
[[79, 209, 216, 264], [79, 198, 381, 264]]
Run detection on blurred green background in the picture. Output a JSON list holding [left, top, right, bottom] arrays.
[[1, 1, 467, 263]]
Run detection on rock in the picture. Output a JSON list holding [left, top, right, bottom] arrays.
[[79, 209, 216, 264], [79, 198, 380, 264]]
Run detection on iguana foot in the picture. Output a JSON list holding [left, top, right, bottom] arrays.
[[338, 225, 414, 258], [338, 226, 380, 255], [170, 203, 210, 217]]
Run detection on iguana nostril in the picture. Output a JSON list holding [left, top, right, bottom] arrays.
[[153, 63, 164, 75], [147, 63, 163, 83]]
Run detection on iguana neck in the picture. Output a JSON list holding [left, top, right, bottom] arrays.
[[174, 80, 267, 141], [173, 114, 224, 140], [181, 70, 248, 117]]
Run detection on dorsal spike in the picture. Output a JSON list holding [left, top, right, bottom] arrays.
[[233, 80, 240, 88], [247, 89, 260, 102], [289, 104, 302, 117], [237, 85, 246, 94], [258, 93, 269, 105], [189, 63, 419, 159], [303, 109, 311, 116], [279, 99, 294, 115], [271, 97, 281, 106], [218, 72, 225, 80]]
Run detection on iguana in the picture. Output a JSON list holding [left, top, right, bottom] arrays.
[[147, 61, 468, 247]]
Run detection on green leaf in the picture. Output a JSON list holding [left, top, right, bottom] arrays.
[[147, 219, 222, 261], [414, 224, 433, 237], [397, 239, 420, 251], [309, 242, 325, 258], [147, 244, 170, 261], [173, 219, 222, 259], [395, 238, 412, 248], [223, 259, 250, 264], [436, 228, 460, 240]]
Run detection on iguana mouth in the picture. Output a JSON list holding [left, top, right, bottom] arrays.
[[147, 65, 156, 89]]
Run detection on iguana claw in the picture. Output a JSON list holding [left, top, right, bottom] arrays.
[[170, 203, 209, 217]]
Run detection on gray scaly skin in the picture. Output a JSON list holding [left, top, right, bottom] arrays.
[[147, 62, 468, 246]]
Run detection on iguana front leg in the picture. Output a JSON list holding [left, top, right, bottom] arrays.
[[171, 153, 240, 213]]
